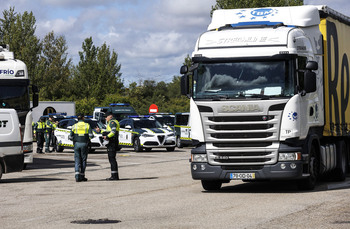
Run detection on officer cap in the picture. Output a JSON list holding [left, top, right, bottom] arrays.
[[77, 113, 84, 120], [105, 111, 113, 117]]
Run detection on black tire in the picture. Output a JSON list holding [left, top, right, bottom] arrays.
[[0, 163, 3, 180], [297, 144, 319, 190], [201, 180, 222, 191], [133, 137, 142, 152], [166, 147, 175, 152], [176, 136, 183, 148], [23, 163, 27, 170], [56, 144, 64, 152], [333, 140, 347, 181]]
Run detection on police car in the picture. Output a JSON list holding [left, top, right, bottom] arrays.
[[119, 116, 176, 152], [149, 113, 175, 131], [54, 118, 106, 152]]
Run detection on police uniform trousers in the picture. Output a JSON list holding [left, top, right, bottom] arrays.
[[36, 132, 45, 153], [45, 130, 52, 152], [107, 137, 119, 177], [74, 142, 89, 179]]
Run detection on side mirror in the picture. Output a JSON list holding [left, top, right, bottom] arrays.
[[180, 65, 188, 74], [125, 125, 132, 129], [306, 61, 318, 71], [181, 74, 189, 96], [32, 85, 39, 108], [304, 71, 317, 94]]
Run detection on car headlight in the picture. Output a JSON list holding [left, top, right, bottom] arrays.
[[191, 154, 208, 162], [278, 152, 301, 161], [142, 133, 154, 137]]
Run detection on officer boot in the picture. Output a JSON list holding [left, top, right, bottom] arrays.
[[81, 174, 88, 182], [75, 174, 81, 182], [106, 173, 119, 181]]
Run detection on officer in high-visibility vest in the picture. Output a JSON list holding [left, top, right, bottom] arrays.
[[45, 115, 55, 153], [102, 111, 120, 180], [69, 114, 94, 182], [34, 117, 46, 154]]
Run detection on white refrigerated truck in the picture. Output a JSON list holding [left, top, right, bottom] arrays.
[[0, 44, 38, 177], [181, 5, 350, 190]]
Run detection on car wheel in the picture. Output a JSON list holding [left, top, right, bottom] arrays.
[[0, 163, 3, 180], [56, 144, 64, 152], [176, 136, 183, 148], [133, 137, 142, 152]]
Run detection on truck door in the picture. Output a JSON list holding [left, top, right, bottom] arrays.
[[0, 108, 23, 174]]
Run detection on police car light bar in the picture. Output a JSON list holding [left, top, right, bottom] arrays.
[[109, 103, 130, 106]]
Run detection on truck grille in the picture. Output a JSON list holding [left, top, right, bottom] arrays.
[[199, 103, 283, 166]]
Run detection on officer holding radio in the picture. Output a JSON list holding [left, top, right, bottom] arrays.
[[102, 111, 120, 180]]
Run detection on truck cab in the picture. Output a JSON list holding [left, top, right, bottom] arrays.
[[181, 6, 350, 191]]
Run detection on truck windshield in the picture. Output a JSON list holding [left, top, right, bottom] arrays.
[[193, 60, 295, 100], [0, 80, 30, 111]]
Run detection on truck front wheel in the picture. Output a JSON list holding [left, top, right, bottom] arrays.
[[297, 144, 319, 190], [201, 180, 222, 191]]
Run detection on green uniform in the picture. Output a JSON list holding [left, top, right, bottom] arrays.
[[102, 118, 120, 180], [34, 120, 46, 154], [69, 120, 94, 182]]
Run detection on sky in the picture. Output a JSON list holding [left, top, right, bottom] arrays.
[[2, 0, 350, 85]]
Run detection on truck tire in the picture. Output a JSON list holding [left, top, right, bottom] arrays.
[[332, 140, 347, 181], [297, 144, 319, 190], [201, 180, 222, 191], [133, 137, 142, 152]]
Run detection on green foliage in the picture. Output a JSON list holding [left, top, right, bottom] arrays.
[[72, 37, 123, 103], [211, 0, 303, 15], [36, 31, 72, 101]]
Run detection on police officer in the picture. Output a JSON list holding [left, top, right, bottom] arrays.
[[34, 117, 46, 154], [102, 111, 120, 180], [45, 115, 55, 153], [69, 114, 93, 182]]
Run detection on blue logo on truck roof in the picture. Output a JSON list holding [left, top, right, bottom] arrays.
[[251, 8, 276, 17]]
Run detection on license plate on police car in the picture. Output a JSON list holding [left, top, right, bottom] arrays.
[[230, 173, 255, 180]]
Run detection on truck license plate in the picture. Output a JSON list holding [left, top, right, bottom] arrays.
[[230, 173, 255, 180]]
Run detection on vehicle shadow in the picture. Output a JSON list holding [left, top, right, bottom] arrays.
[[25, 157, 99, 170], [0, 177, 65, 183], [202, 178, 350, 194]]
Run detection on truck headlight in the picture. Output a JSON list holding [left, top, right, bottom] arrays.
[[278, 152, 301, 161], [191, 154, 208, 162]]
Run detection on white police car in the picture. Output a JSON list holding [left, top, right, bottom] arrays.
[[119, 116, 176, 152], [54, 118, 106, 152]]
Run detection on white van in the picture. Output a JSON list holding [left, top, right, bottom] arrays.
[[0, 108, 23, 179]]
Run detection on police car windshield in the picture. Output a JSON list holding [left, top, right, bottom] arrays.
[[85, 119, 105, 129], [134, 119, 162, 129]]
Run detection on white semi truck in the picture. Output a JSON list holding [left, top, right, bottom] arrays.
[[0, 44, 38, 177], [180, 5, 350, 190]]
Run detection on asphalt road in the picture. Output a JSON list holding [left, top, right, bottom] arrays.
[[1, 145, 350, 229]]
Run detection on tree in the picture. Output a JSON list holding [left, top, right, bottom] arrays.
[[212, 0, 303, 15], [72, 37, 123, 114], [0, 7, 41, 84], [36, 31, 72, 101]]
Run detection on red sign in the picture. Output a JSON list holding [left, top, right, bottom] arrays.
[[149, 104, 158, 113]]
